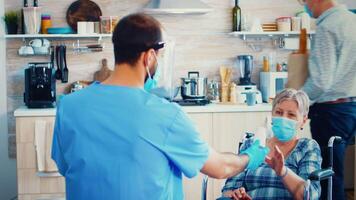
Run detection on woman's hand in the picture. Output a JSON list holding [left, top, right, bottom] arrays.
[[223, 187, 252, 200], [265, 145, 286, 176]]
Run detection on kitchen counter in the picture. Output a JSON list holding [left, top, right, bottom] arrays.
[[14, 103, 272, 117]]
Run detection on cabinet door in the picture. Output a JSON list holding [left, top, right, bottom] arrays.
[[211, 112, 270, 199], [183, 113, 213, 200]]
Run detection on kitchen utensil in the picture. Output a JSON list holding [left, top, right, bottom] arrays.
[[66, 0, 102, 32], [237, 55, 254, 85], [55, 46, 62, 80], [220, 66, 232, 103], [180, 71, 207, 100], [94, 59, 112, 82], [23, 7, 42, 34], [47, 27, 74, 34], [286, 28, 309, 89], [61, 45, 69, 83], [50, 46, 54, 68]]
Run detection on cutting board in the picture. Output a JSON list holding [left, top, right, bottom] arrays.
[[66, 0, 102, 32]]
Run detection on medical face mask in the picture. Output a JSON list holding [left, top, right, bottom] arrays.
[[304, 4, 314, 17], [272, 117, 298, 142], [144, 53, 160, 92]]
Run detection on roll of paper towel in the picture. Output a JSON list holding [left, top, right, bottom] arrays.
[[282, 38, 311, 50]]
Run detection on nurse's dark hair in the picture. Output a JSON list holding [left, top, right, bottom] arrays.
[[112, 13, 163, 66]]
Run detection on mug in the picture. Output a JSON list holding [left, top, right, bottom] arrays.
[[245, 92, 257, 106], [29, 39, 43, 48], [29, 39, 50, 48], [18, 46, 34, 55], [33, 46, 49, 54]]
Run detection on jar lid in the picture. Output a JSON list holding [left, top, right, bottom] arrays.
[[41, 14, 51, 19], [276, 17, 291, 20]]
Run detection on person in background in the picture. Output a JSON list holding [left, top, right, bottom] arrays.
[[221, 89, 322, 200], [298, 0, 356, 199], [51, 13, 269, 200]]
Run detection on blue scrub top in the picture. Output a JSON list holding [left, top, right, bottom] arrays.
[[52, 82, 209, 200]]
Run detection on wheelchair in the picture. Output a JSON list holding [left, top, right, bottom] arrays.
[[201, 136, 342, 200]]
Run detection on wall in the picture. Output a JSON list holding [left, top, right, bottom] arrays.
[[5, 0, 303, 155], [1, 0, 18, 198]]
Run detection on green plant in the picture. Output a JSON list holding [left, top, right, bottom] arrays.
[[3, 11, 19, 24]]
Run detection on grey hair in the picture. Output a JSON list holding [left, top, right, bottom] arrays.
[[272, 88, 310, 117]]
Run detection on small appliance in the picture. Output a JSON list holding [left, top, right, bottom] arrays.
[[24, 62, 56, 108], [180, 71, 207, 100], [237, 55, 255, 86], [236, 85, 263, 104], [260, 72, 288, 103]]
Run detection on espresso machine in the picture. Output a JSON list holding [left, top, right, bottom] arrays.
[[236, 55, 262, 104], [24, 62, 56, 108]]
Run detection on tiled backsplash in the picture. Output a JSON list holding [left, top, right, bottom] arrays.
[[5, 0, 303, 158]]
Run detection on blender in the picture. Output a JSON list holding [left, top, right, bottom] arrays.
[[236, 55, 263, 104]]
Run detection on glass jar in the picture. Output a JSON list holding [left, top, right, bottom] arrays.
[[276, 17, 291, 32]]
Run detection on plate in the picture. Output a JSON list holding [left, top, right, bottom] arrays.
[[47, 27, 74, 34]]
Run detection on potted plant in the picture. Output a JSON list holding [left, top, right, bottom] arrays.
[[3, 11, 19, 34]]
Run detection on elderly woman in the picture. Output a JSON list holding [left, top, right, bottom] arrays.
[[221, 89, 322, 200]]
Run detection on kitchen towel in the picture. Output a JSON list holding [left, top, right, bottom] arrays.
[[34, 120, 58, 173]]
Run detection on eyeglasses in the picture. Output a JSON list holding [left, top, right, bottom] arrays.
[[151, 42, 165, 51]]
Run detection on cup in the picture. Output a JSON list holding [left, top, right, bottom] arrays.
[[18, 46, 34, 55], [77, 21, 87, 34], [245, 92, 257, 106], [42, 39, 50, 47], [33, 46, 49, 54], [86, 22, 94, 34]]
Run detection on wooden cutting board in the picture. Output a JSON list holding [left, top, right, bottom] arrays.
[[94, 58, 113, 82], [66, 0, 102, 32]]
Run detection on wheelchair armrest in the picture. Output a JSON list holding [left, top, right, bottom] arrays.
[[308, 168, 334, 181]]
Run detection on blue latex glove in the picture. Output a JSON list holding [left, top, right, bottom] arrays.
[[239, 139, 270, 170]]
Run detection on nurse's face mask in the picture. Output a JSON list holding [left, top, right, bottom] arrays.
[[144, 47, 163, 92]]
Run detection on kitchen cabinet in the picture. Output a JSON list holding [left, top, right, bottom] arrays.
[[211, 112, 270, 199], [16, 116, 65, 200]]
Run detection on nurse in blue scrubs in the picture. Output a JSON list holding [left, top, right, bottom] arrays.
[[51, 13, 269, 200]]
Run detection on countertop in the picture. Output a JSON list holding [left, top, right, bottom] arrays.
[[14, 103, 272, 117]]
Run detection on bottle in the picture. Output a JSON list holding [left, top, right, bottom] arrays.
[[262, 56, 270, 72], [232, 0, 241, 32], [239, 132, 255, 153]]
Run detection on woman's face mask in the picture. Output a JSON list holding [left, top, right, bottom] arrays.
[[272, 117, 298, 142]]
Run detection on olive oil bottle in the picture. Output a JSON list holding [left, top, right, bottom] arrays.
[[232, 0, 241, 32]]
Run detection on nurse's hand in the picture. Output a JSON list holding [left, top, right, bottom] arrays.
[[223, 187, 252, 200], [239, 140, 270, 170], [265, 145, 286, 176]]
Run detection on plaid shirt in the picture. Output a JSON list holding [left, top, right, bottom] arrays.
[[222, 138, 322, 200]]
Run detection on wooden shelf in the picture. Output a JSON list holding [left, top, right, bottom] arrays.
[[4, 34, 112, 39]]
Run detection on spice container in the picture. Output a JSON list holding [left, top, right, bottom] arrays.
[[291, 17, 301, 31], [41, 14, 51, 34], [100, 16, 111, 33], [276, 17, 291, 32], [110, 16, 119, 32], [262, 56, 270, 72]]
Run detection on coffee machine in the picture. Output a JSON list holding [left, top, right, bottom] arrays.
[[236, 55, 263, 104], [24, 62, 56, 108]]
